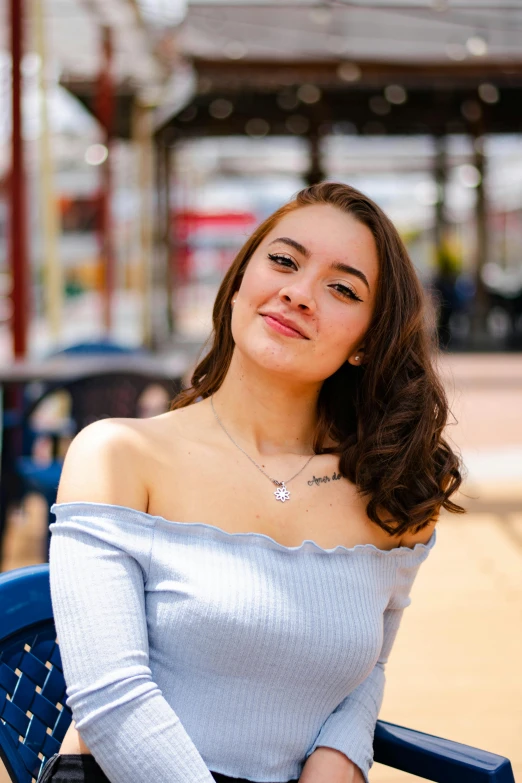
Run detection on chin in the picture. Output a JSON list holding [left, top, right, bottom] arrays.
[[237, 337, 299, 371], [237, 341, 325, 383]]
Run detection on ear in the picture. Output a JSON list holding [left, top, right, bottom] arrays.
[[347, 350, 365, 367]]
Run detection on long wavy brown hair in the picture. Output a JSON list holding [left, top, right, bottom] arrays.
[[170, 182, 466, 536]]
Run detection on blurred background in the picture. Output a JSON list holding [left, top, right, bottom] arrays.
[[0, 1, 521, 781]]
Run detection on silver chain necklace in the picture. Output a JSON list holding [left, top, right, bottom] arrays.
[[210, 395, 315, 502]]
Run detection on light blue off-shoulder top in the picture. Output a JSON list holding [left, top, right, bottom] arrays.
[[48, 501, 437, 783]]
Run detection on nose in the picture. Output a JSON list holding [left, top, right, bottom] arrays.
[[278, 281, 316, 313]]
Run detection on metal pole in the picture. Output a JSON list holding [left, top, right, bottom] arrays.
[[470, 139, 490, 347], [163, 141, 174, 336], [305, 130, 325, 186], [433, 135, 448, 256], [151, 131, 172, 348], [9, 0, 29, 359], [95, 26, 115, 334], [150, 133, 164, 350], [34, 0, 63, 343], [132, 102, 154, 348]]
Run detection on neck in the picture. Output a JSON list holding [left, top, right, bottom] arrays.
[[211, 350, 321, 457]]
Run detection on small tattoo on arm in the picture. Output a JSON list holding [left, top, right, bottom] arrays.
[[307, 472, 342, 486]]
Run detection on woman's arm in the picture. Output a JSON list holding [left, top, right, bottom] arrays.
[[50, 419, 215, 783]]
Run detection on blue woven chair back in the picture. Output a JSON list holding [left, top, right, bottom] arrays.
[[0, 566, 72, 783]]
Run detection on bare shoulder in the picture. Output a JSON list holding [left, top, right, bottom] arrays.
[[55, 417, 150, 511]]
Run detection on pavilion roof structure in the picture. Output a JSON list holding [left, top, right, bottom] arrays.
[[27, 0, 519, 141], [179, 0, 522, 65], [158, 56, 522, 141], [151, 0, 522, 141]]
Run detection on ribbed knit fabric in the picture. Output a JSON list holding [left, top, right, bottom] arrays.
[[49, 501, 437, 783]]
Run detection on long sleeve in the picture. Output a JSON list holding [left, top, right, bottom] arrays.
[[48, 505, 215, 783], [303, 549, 432, 783]]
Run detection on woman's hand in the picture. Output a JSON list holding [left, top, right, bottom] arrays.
[[299, 747, 365, 783]]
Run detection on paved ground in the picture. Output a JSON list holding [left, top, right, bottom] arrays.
[[372, 505, 522, 782], [1, 351, 521, 783], [372, 352, 522, 782]]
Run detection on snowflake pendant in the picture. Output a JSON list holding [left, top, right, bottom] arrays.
[[274, 482, 290, 502]]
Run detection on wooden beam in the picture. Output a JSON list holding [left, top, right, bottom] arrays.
[[153, 57, 522, 139], [190, 57, 522, 90]]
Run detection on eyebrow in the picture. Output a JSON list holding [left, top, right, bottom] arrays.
[[267, 236, 371, 293]]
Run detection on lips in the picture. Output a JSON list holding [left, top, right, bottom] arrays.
[[260, 311, 310, 339]]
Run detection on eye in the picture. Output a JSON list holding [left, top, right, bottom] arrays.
[[268, 252, 363, 303], [268, 252, 297, 269], [330, 283, 363, 303]]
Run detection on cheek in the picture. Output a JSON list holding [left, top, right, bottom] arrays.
[[312, 308, 369, 361], [239, 262, 274, 303]]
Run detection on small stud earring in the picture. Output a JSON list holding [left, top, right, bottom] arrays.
[[355, 355, 360, 362], [232, 299, 237, 306]]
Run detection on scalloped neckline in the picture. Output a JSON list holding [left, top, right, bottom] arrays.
[[51, 500, 437, 557]]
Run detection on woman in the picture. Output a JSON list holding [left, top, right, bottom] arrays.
[[42, 182, 465, 783]]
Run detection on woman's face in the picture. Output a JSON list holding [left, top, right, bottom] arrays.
[[231, 203, 379, 384]]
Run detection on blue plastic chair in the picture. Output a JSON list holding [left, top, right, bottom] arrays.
[[45, 341, 147, 357], [0, 565, 516, 783], [0, 341, 148, 558], [0, 566, 70, 783], [1, 350, 179, 562]]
